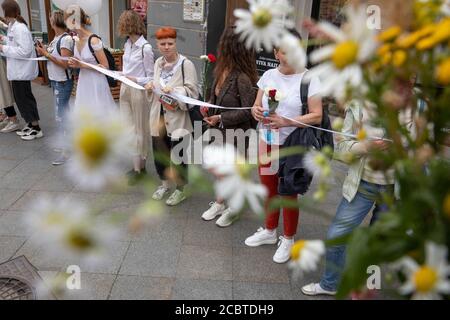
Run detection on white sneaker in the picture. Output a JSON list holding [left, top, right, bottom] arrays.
[[152, 185, 170, 200], [202, 202, 226, 221], [0, 120, 20, 133], [301, 283, 337, 296], [244, 227, 277, 247], [166, 189, 186, 206], [16, 124, 32, 136], [216, 208, 238, 228], [0, 118, 9, 130], [273, 236, 294, 264], [21, 129, 44, 141], [52, 153, 68, 166]]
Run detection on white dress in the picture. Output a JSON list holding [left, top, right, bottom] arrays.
[[73, 40, 115, 111]]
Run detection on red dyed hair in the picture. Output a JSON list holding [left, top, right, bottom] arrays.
[[155, 27, 177, 40]]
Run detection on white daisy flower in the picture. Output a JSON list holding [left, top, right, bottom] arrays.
[[279, 32, 307, 73], [306, 5, 378, 101], [54, 215, 121, 266], [288, 240, 325, 278], [66, 107, 134, 191], [303, 149, 332, 179], [23, 196, 89, 242], [24, 196, 121, 266], [396, 241, 450, 300], [234, 0, 294, 52], [202, 144, 268, 213]]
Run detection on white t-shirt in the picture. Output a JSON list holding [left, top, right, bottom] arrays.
[[159, 54, 186, 87], [47, 34, 73, 82], [257, 68, 322, 145]]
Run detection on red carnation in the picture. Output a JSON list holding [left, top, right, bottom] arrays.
[[207, 54, 217, 63], [269, 89, 277, 100]]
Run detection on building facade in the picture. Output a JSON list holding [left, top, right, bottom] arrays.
[[14, 0, 352, 73]]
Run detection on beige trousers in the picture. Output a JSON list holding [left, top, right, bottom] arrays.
[[0, 58, 14, 108], [119, 85, 150, 158]]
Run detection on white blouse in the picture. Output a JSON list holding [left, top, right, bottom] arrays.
[[122, 35, 154, 86]]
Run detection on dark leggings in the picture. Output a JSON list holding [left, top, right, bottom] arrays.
[[11, 81, 40, 123], [152, 118, 188, 190]]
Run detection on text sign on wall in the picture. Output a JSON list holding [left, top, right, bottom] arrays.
[[183, 0, 205, 22], [256, 50, 279, 75]]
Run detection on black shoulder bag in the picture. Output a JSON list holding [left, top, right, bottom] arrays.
[[300, 72, 334, 151]]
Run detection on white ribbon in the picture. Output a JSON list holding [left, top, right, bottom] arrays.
[[0, 55, 393, 142], [280, 115, 393, 142], [0, 53, 48, 61]]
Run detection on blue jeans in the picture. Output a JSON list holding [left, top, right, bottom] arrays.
[[319, 180, 394, 291], [51, 80, 73, 130]]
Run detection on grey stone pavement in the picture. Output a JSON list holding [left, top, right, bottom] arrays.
[[0, 83, 349, 300]]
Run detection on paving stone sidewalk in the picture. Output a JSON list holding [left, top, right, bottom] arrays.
[[0, 83, 349, 300]]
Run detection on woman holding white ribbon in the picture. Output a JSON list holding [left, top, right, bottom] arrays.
[[117, 10, 154, 185], [66, 6, 115, 111], [245, 30, 324, 264], [145, 27, 199, 207], [200, 26, 258, 228], [0, 0, 42, 140]]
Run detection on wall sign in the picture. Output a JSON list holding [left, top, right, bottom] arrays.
[[256, 50, 279, 75], [183, 0, 205, 22]]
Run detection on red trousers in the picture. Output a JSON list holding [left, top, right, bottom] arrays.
[[258, 141, 299, 237]]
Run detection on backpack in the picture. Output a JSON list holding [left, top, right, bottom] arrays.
[[300, 72, 334, 151], [56, 33, 75, 80], [88, 34, 117, 87]]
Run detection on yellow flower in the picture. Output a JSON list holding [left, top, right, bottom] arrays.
[[392, 50, 407, 67], [396, 25, 435, 49], [413, 266, 438, 293], [357, 129, 367, 141], [416, 19, 450, 50], [291, 240, 306, 261], [416, 37, 439, 50], [431, 19, 450, 44], [377, 43, 392, 56], [380, 52, 392, 65], [252, 8, 272, 28], [75, 127, 109, 166], [443, 193, 450, 219], [378, 26, 402, 42], [331, 41, 359, 69], [436, 58, 450, 85]]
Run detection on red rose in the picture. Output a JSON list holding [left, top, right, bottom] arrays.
[[207, 54, 217, 63], [269, 89, 277, 100]]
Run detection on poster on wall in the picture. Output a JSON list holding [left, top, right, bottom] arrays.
[[255, 50, 279, 75], [183, 0, 205, 22], [128, 0, 148, 23]]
